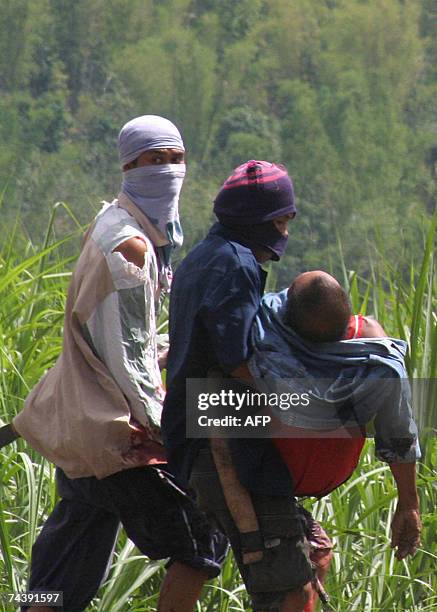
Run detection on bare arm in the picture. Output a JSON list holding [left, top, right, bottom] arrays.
[[363, 317, 422, 559], [208, 361, 265, 563], [390, 462, 420, 509], [210, 438, 263, 564], [113, 236, 147, 268], [389, 462, 421, 559]]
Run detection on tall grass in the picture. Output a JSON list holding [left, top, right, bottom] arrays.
[[0, 206, 435, 611]]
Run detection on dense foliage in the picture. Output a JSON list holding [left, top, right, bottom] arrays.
[[1, 0, 436, 286], [0, 211, 435, 610], [1, 1, 436, 609]]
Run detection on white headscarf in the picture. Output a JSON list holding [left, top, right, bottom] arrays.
[[118, 115, 186, 257], [118, 115, 185, 165]]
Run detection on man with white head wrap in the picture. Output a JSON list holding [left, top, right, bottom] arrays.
[[118, 115, 185, 260], [15, 115, 227, 612]]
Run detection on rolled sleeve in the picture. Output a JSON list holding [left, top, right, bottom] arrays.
[[373, 377, 421, 463]]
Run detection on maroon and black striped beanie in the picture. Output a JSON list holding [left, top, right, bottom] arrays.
[[213, 160, 296, 225]]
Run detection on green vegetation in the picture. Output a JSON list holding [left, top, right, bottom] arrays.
[[0, 207, 435, 611], [1, 0, 436, 609], [0, 0, 436, 282]]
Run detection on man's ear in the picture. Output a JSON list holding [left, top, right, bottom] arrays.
[[362, 317, 387, 338]]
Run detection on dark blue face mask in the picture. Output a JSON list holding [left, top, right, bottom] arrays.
[[220, 221, 289, 261]]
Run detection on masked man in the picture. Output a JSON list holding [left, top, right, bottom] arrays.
[[162, 163, 421, 612], [13, 115, 227, 612], [162, 160, 303, 612]]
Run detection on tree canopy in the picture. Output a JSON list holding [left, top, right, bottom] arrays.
[[1, 0, 435, 286]]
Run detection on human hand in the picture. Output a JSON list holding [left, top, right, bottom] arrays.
[[390, 506, 422, 560]]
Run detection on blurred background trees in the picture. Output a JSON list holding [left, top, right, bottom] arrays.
[[0, 0, 435, 286]]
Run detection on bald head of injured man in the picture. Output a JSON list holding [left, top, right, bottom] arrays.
[[285, 270, 352, 343]]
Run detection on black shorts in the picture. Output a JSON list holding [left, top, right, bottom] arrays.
[[27, 465, 228, 611], [189, 447, 320, 612], [56, 465, 227, 573]]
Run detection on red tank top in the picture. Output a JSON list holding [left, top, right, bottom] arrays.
[[273, 315, 366, 497]]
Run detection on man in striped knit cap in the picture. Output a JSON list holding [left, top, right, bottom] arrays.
[[163, 157, 421, 612], [163, 160, 316, 612]]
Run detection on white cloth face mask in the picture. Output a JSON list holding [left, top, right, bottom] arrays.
[[121, 163, 186, 250]]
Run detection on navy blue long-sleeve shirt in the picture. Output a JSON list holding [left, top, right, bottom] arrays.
[[162, 223, 293, 494]]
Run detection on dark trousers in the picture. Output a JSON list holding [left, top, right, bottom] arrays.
[[27, 465, 228, 612], [28, 497, 119, 611]]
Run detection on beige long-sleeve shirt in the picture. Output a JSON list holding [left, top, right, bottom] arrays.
[[14, 194, 169, 478]]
